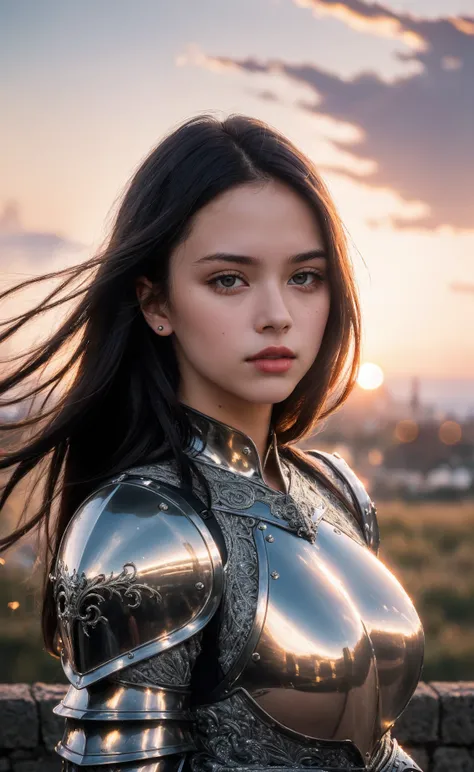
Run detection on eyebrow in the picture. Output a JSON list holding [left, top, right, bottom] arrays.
[[194, 249, 327, 266]]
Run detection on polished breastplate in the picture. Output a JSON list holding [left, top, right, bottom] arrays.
[[222, 515, 421, 756], [132, 405, 424, 765]]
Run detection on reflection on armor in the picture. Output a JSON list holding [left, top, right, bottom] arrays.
[[370, 733, 422, 771], [239, 526, 379, 757], [56, 680, 192, 721], [52, 404, 424, 771], [314, 521, 424, 733], [52, 479, 223, 688], [58, 717, 195, 766]]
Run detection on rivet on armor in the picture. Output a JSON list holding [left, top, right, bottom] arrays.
[[271, 571, 280, 580], [128, 652, 134, 659], [266, 535, 274, 543], [195, 582, 205, 591], [242, 446, 251, 455], [333, 528, 341, 535], [258, 523, 267, 530], [251, 652, 261, 662], [159, 502, 169, 511]]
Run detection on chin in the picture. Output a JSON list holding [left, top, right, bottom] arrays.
[[234, 383, 297, 405]]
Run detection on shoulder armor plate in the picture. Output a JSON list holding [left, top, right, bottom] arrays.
[[306, 449, 380, 554], [51, 475, 223, 688]]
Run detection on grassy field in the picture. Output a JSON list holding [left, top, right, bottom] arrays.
[[377, 500, 474, 681], [0, 500, 473, 683]]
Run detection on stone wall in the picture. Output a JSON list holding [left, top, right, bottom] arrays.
[[0, 682, 473, 771]]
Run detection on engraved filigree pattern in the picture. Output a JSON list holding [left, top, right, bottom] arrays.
[[213, 513, 259, 673], [128, 461, 210, 505], [190, 691, 364, 771], [285, 459, 366, 546], [50, 560, 162, 636], [131, 458, 318, 543], [128, 460, 184, 489], [277, 460, 327, 528], [192, 461, 317, 543], [312, 455, 358, 508], [114, 632, 203, 687]]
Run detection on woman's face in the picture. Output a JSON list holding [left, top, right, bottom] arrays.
[[147, 179, 331, 410]]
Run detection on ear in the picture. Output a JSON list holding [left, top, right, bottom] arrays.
[[135, 276, 172, 335]]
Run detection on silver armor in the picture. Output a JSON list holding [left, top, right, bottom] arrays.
[[51, 405, 424, 771]]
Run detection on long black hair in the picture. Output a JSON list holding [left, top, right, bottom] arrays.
[[0, 113, 361, 654]]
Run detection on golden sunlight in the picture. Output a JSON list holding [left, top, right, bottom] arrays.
[[357, 362, 384, 390]]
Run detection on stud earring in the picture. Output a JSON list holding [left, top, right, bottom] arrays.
[[157, 325, 164, 331]]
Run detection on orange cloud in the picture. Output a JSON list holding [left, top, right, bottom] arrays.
[[450, 17, 474, 35], [299, 0, 427, 50]]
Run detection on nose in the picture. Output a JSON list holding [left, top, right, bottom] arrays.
[[254, 281, 293, 333]]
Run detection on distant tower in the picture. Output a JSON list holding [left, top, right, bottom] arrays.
[[0, 200, 21, 233], [410, 376, 420, 417]]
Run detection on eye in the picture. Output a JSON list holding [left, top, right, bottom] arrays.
[[289, 270, 325, 289], [207, 272, 246, 294]]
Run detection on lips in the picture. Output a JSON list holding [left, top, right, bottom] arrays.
[[247, 346, 296, 360]]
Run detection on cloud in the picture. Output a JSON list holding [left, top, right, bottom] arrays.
[[185, 2, 474, 231]]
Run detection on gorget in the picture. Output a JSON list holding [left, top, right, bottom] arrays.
[[53, 404, 424, 772]]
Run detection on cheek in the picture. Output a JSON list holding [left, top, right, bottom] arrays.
[[320, 291, 331, 327], [299, 288, 331, 329], [172, 288, 237, 349], [315, 285, 331, 322]]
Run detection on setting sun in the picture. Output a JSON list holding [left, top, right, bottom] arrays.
[[357, 362, 384, 390]]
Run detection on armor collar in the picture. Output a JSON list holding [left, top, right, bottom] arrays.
[[181, 403, 283, 484]]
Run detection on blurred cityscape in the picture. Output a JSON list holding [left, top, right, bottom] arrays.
[[304, 375, 474, 503]]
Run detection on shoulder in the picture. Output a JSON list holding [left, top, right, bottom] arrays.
[[304, 449, 380, 555], [52, 470, 224, 688]]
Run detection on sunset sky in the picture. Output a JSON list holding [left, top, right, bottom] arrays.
[[1, 0, 473, 412]]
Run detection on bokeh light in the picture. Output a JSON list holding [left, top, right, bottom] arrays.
[[395, 419, 419, 443], [439, 420, 462, 445]]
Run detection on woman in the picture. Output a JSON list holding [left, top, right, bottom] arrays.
[[0, 114, 424, 771]]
